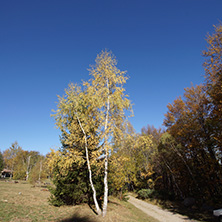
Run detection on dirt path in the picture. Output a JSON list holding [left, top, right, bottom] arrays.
[[128, 195, 199, 222]]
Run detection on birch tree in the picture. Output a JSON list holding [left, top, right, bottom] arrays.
[[53, 85, 102, 214], [52, 50, 132, 216], [3, 141, 23, 178], [26, 155, 31, 181], [110, 122, 154, 194]]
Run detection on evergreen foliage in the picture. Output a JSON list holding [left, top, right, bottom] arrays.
[[0, 151, 4, 171], [137, 189, 156, 199], [49, 159, 104, 207]]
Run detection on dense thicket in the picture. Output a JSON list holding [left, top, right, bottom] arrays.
[[110, 24, 222, 205], [160, 24, 222, 203]]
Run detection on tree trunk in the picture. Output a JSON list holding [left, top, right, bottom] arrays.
[[38, 160, 42, 181], [103, 155, 108, 217], [102, 77, 110, 217], [26, 155, 31, 181], [170, 144, 200, 192], [85, 140, 102, 216], [76, 114, 102, 216], [163, 158, 184, 199]]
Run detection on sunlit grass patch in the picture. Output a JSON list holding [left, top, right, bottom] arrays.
[[0, 180, 157, 222]]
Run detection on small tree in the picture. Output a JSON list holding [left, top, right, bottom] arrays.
[[29, 155, 47, 184], [3, 141, 23, 178], [52, 50, 132, 216], [0, 151, 4, 171], [48, 148, 104, 206]]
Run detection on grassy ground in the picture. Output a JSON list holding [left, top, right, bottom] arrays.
[[0, 179, 158, 222]]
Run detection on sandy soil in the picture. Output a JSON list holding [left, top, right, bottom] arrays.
[[128, 195, 199, 222]]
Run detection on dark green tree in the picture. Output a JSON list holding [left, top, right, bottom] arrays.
[[0, 151, 4, 171], [49, 153, 103, 207]]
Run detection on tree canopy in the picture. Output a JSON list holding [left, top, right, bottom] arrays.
[[52, 50, 132, 216]]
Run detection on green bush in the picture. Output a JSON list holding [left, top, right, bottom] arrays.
[[49, 165, 87, 206], [137, 189, 156, 199], [49, 162, 103, 206], [0, 151, 4, 172]]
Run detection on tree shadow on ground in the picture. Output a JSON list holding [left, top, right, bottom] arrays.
[[59, 213, 96, 222], [149, 198, 216, 222], [108, 200, 120, 206]]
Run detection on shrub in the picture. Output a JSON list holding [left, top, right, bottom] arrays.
[[137, 189, 156, 199], [49, 162, 103, 206], [49, 164, 88, 206]]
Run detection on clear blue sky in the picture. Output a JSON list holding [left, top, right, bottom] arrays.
[[1, 0, 222, 155]]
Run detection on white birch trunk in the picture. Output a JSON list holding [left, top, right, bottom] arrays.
[[102, 77, 110, 217], [10, 166, 13, 179], [26, 156, 31, 181], [38, 160, 42, 181], [103, 154, 108, 217], [76, 114, 102, 216], [10, 161, 15, 179]]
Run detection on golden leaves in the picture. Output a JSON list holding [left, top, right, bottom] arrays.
[[51, 50, 133, 187]]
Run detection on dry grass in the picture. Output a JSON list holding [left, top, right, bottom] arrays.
[[0, 180, 157, 222]]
